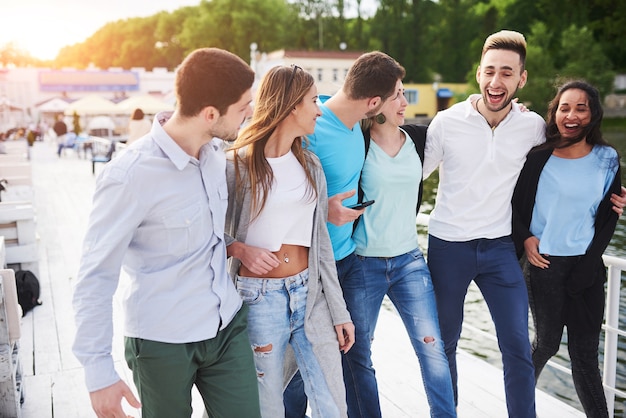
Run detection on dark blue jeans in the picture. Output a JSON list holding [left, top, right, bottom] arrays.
[[427, 235, 535, 418], [523, 256, 608, 418]]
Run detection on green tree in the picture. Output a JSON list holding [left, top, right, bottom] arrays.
[[589, 0, 626, 71], [516, 22, 558, 117], [557, 25, 614, 97], [179, 0, 291, 61], [430, 0, 483, 82]]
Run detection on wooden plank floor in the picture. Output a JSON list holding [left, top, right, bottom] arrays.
[[13, 139, 584, 417]]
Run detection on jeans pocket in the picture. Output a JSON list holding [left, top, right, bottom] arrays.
[[236, 285, 263, 305]]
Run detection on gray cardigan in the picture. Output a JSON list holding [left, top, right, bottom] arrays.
[[225, 149, 350, 417]]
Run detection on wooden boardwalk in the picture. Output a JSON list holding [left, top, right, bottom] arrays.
[[12, 139, 583, 417]]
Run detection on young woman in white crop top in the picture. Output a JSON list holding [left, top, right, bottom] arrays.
[[225, 65, 354, 418]]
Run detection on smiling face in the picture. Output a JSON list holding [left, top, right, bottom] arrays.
[[292, 85, 322, 136], [377, 79, 408, 127], [476, 49, 527, 113], [555, 88, 591, 139]]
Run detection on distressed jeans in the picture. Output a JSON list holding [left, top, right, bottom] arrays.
[[524, 256, 608, 418], [236, 269, 340, 418], [353, 248, 456, 417]]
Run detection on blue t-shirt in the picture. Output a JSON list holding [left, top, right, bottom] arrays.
[[531, 145, 618, 256], [306, 96, 365, 260]]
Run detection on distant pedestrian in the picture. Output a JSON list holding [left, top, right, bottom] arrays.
[[126, 108, 151, 145]]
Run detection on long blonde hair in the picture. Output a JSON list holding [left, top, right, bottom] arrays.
[[229, 65, 317, 219]]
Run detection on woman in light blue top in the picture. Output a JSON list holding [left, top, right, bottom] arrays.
[[513, 80, 621, 418], [352, 79, 456, 417]]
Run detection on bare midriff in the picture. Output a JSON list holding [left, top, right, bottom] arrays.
[[239, 243, 309, 279]]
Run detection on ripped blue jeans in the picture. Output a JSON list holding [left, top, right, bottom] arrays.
[[236, 269, 339, 418]]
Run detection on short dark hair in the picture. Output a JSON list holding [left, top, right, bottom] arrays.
[[343, 51, 405, 102], [175, 48, 255, 117], [482, 30, 527, 71], [131, 108, 144, 120]]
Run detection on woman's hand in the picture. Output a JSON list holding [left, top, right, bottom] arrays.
[[227, 241, 280, 275], [524, 236, 550, 269], [334, 322, 355, 354]]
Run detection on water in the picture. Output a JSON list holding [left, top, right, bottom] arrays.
[[411, 131, 626, 413]]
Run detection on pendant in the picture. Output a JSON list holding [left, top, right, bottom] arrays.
[[284, 253, 289, 263]]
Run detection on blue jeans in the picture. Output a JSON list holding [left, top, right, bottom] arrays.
[[355, 248, 456, 417], [237, 269, 340, 418], [427, 235, 536, 418], [285, 250, 455, 417], [285, 252, 373, 417]]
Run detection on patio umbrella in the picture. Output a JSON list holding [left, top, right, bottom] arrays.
[[116, 94, 173, 115], [64, 95, 118, 116]]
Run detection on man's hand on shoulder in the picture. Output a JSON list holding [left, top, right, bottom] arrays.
[[611, 186, 626, 216], [90, 380, 141, 418]]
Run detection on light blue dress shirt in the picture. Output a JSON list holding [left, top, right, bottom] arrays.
[[72, 113, 242, 392]]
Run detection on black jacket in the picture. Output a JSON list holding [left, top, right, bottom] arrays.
[[512, 146, 621, 332]]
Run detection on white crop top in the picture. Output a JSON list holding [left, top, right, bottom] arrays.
[[245, 150, 315, 251]]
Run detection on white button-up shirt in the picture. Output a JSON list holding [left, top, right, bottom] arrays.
[[424, 97, 546, 241]]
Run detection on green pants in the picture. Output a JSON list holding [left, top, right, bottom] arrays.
[[125, 304, 260, 418]]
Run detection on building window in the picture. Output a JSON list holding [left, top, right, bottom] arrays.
[[317, 68, 323, 82], [332, 68, 338, 82], [405, 89, 418, 104]]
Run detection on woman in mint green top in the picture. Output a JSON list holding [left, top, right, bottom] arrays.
[[352, 79, 456, 417]]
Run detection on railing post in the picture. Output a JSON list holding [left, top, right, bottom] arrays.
[[603, 258, 621, 418]]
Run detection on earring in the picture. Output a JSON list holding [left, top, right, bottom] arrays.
[[375, 114, 386, 124]]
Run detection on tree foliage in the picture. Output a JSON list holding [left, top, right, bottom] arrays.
[[0, 0, 622, 115]]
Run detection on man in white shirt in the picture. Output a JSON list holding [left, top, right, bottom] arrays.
[[72, 48, 261, 418], [423, 30, 543, 418]]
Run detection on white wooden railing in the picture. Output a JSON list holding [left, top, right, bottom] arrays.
[[601, 254, 626, 418]]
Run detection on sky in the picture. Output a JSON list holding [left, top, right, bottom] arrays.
[[0, 0, 373, 60], [3, 0, 378, 61], [2, 0, 201, 60]]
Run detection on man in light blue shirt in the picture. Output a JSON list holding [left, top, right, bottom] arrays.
[[72, 48, 261, 418]]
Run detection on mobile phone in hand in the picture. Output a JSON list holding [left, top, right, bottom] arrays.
[[348, 200, 375, 210]]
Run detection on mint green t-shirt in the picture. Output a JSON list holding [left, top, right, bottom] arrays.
[[353, 132, 422, 257]]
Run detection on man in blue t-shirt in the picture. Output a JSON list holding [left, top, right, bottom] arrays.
[[284, 51, 406, 418]]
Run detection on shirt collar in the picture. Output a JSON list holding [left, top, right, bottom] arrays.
[[463, 93, 521, 119], [152, 111, 195, 171]]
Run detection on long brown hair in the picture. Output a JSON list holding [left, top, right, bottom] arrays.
[[229, 65, 317, 219]]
